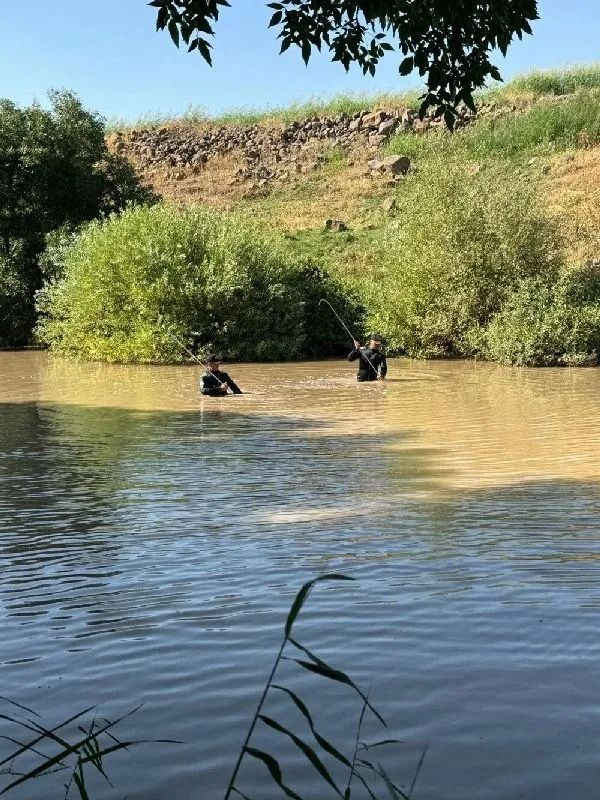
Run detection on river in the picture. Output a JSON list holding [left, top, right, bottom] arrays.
[[1, 351, 600, 800]]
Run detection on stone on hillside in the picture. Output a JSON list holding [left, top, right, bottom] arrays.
[[348, 116, 363, 132], [382, 155, 411, 176], [367, 158, 385, 172], [382, 197, 398, 214], [362, 110, 387, 129], [325, 219, 348, 233], [368, 134, 386, 148], [378, 118, 397, 137]]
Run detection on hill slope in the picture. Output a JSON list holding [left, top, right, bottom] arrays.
[[104, 66, 600, 365]]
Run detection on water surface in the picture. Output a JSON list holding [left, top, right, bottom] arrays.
[[1, 352, 600, 799]]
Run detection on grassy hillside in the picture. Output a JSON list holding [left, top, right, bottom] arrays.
[[98, 66, 600, 365], [115, 66, 600, 262]]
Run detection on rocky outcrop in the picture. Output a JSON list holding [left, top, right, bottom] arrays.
[[107, 101, 503, 194]]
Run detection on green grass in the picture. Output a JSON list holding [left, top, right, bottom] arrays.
[[502, 64, 600, 98], [107, 91, 422, 131], [386, 88, 600, 165], [107, 65, 600, 132]]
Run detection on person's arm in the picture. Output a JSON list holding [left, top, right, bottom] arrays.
[[348, 340, 362, 362], [379, 354, 388, 379], [224, 374, 243, 394]]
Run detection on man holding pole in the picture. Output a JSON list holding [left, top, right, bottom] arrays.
[[348, 334, 387, 382], [200, 354, 243, 396]]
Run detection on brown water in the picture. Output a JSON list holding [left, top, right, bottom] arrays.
[[1, 351, 600, 799]]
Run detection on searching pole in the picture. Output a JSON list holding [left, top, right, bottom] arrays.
[[318, 299, 379, 379]]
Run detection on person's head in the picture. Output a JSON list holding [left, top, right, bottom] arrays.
[[369, 333, 383, 349], [205, 353, 222, 371]]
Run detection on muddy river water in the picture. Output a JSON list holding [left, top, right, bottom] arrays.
[[1, 352, 600, 799]]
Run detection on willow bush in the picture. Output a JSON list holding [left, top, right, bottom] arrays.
[[479, 263, 600, 366], [363, 157, 561, 358], [37, 204, 361, 363]]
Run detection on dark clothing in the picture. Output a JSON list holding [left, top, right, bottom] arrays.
[[200, 370, 242, 396], [348, 346, 387, 382]]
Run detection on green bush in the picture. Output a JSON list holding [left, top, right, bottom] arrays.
[[37, 204, 361, 363], [363, 158, 560, 358], [479, 264, 600, 366]]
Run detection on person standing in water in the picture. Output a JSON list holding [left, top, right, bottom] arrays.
[[200, 355, 243, 396], [348, 333, 387, 382]]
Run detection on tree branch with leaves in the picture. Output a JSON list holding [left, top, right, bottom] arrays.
[[150, 0, 539, 126]]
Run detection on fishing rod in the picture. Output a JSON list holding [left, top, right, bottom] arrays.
[[318, 298, 379, 379], [167, 332, 232, 394]]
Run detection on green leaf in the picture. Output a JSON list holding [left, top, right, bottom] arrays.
[[197, 38, 213, 65], [408, 743, 429, 796], [301, 40, 311, 65], [288, 650, 386, 727], [232, 789, 256, 800], [352, 770, 380, 800], [258, 715, 343, 796], [272, 685, 352, 768], [378, 762, 410, 800], [399, 56, 414, 76], [359, 739, 403, 750], [168, 19, 180, 47], [243, 747, 305, 800], [284, 574, 353, 638]]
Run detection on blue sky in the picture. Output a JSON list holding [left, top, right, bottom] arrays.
[[1, 1, 598, 121]]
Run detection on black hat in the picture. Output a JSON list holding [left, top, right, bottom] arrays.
[[369, 332, 383, 342], [204, 353, 221, 364]]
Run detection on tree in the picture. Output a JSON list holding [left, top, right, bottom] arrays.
[[151, 0, 539, 125], [0, 90, 154, 345]]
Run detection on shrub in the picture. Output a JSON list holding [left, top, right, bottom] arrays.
[[363, 158, 560, 357], [37, 204, 361, 363], [479, 264, 600, 366]]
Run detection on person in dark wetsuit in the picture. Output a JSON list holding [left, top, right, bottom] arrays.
[[199, 354, 243, 396], [348, 333, 387, 382]]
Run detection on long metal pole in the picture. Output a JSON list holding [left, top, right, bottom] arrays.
[[167, 333, 232, 394], [318, 299, 379, 379]]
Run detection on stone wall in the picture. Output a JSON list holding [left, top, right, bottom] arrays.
[[108, 102, 506, 193]]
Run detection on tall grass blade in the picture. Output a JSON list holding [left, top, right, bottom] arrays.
[[0, 707, 141, 794], [0, 707, 96, 768], [243, 747, 306, 800], [232, 789, 255, 800], [408, 744, 428, 797], [287, 653, 386, 727], [0, 698, 39, 717], [377, 763, 411, 800], [72, 763, 90, 800], [258, 714, 343, 796], [359, 740, 403, 750], [272, 685, 352, 767], [351, 769, 381, 800], [285, 575, 353, 637], [356, 759, 410, 800]]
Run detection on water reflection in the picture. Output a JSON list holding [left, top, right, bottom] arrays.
[[1, 353, 600, 800]]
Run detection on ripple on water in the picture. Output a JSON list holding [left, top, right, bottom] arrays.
[[1, 353, 600, 799]]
